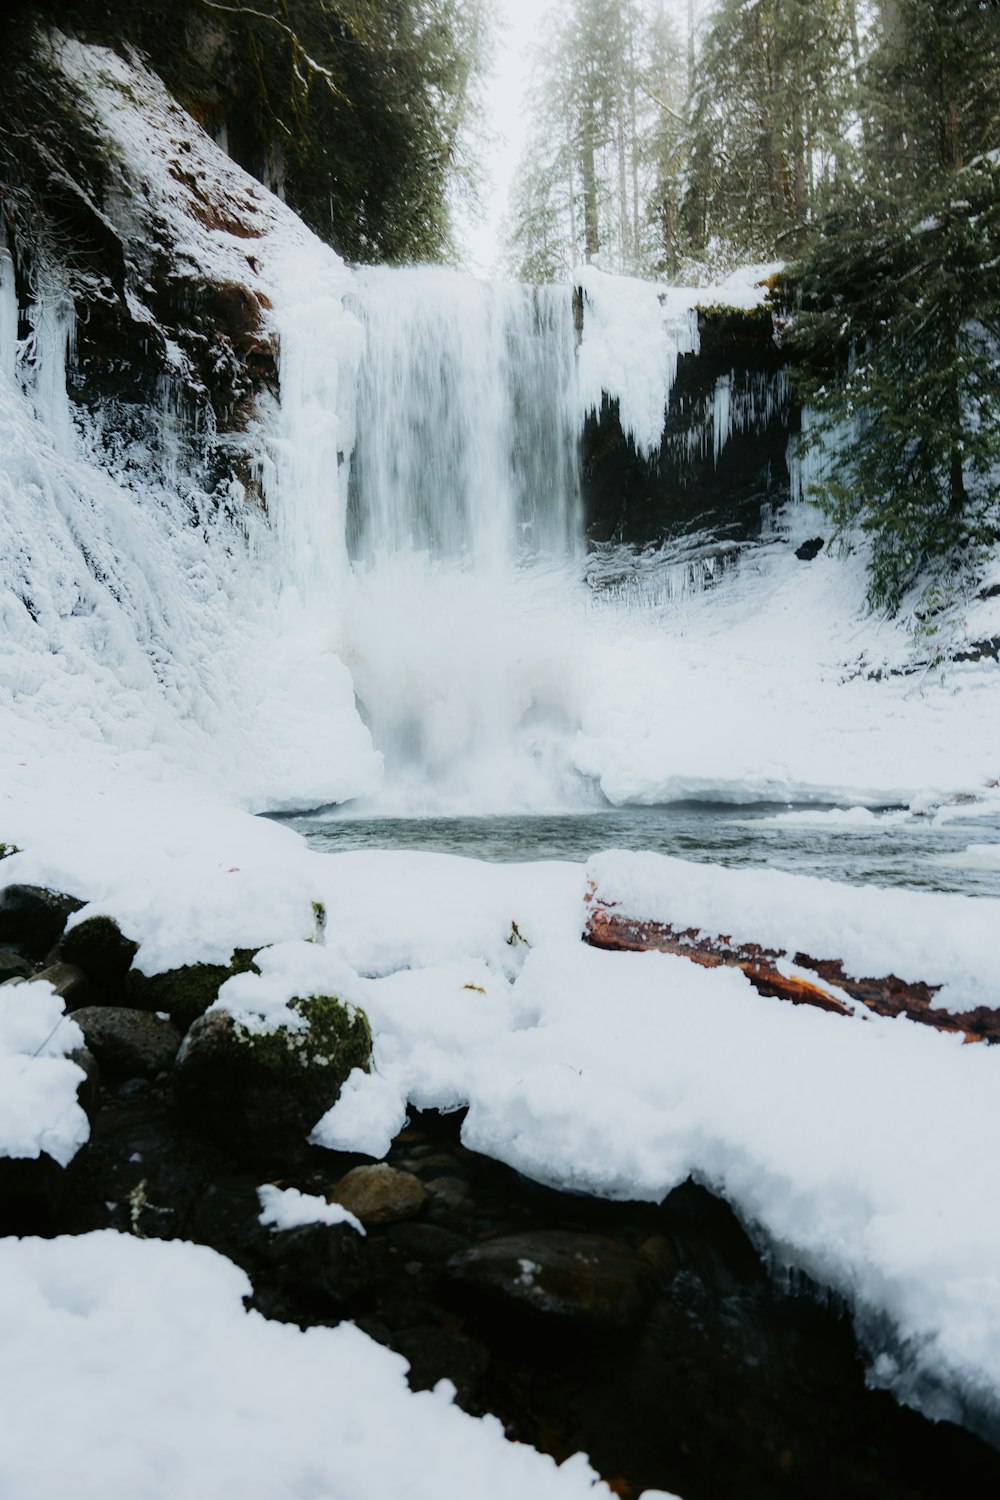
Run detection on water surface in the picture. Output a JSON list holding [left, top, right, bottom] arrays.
[[281, 801, 1000, 898]]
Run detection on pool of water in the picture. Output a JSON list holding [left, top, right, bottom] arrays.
[[278, 801, 1000, 897]]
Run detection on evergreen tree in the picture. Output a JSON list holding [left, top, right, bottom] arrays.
[[790, 0, 1000, 612]]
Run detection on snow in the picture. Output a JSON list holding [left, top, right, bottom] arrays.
[[0, 981, 88, 1166], [2, 29, 1000, 1479], [0, 1231, 618, 1500], [257, 1183, 365, 1236], [7, 751, 1000, 1443]]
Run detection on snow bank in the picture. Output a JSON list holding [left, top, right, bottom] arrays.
[[5, 777, 1000, 1437], [572, 532, 1000, 807], [587, 849, 1000, 1013], [0, 1231, 616, 1499], [0, 981, 87, 1165]]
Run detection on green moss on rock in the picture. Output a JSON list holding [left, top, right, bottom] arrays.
[[60, 915, 139, 992], [0, 843, 21, 860], [174, 992, 372, 1158], [125, 949, 262, 1033]]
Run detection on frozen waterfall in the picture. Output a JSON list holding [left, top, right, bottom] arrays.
[[336, 267, 596, 813]]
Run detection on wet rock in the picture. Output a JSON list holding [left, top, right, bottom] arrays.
[[0, 886, 85, 959], [332, 1164, 428, 1227], [174, 995, 371, 1158], [255, 1220, 370, 1314], [0, 948, 32, 982], [59, 916, 139, 995], [70, 1046, 101, 1121], [424, 1174, 472, 1213], [30, 961, 91, 1011], [392, 1324, 491, 1410], [383, 1221, 472, 1266], [448, 1230, 655, 1329], [0, 1154, 76, 1236], [72, 1007, 181, 1081], [795, 536, 825, 561]]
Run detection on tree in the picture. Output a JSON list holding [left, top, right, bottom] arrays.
[[503, 0, 680, 280], [682, 0, 859, 262], [789, 0, 1000, 612], [4, 0, 489, 265]]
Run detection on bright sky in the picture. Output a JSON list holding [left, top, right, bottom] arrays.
[[458, 0, 697, 276], [458, 0, 559, 276]]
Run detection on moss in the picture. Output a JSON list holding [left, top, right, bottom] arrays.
[[60, 914, 139, 989], [126, 949, 262, 1033], [0, 844, 21, 860], [233, 994, 371, 1080], [311, 900, 327, 940]]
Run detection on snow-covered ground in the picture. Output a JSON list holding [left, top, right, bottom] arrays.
[[2, 32, 1000, 1496], [3, 785, 1000, 1453]]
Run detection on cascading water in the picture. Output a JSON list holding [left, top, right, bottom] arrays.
[[338, 267, 597, 813]]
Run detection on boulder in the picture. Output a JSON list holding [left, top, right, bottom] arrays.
[[59, 916, 139, 995], [125, 949, 259, 1032], [174, 995, 371, 1158], [331, 1164, 428, 1227], [448, 1230, 656, 1330], [0, 948, 32, 982], [30, 961, 91, 1011], [71, 1007, 181, 1081], [0, 885, 84, 960]]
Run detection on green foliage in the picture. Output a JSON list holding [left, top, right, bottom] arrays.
[[789, 1, 1000, 612], [7, 0, 488, 265]]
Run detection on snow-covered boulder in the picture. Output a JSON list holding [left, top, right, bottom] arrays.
[[175, 993, 372, 1157]]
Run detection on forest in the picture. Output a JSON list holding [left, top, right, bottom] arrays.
[[506, 0, 1000, 610]]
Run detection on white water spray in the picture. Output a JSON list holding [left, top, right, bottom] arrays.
[[339, 267, 595, 813]]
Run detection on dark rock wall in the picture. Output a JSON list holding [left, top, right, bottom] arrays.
[[581, 305, 795, 548]]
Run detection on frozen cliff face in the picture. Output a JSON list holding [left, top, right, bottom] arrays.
[[0, 36, 379, 811]]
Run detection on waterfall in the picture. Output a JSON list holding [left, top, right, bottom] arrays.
[[335, 267, 595, 813]]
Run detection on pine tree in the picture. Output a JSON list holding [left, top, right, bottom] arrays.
[[790, 0, 1000, 613]]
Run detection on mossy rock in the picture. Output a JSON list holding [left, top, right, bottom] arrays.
[[0, 843, 20, 860], [174, 993, 371, 1158], [0, 885, 85, 960], [124, 948, 260, 1032], [59, 915, 139, 995]]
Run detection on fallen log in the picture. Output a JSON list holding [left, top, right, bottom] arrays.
[[583, 889, 1000, 1043]]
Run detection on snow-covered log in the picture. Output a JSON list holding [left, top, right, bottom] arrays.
[[583, 863, 1000, 1042]]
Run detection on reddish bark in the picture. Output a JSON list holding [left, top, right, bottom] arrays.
[[583, 891, 998, 1043]]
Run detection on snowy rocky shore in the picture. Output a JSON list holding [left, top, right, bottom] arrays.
[[4, 790, 1000, 1497], [3, 27, 1000, 1500]]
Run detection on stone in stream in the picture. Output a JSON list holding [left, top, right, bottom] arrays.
[[71, 1007, 181, 1081], [174, 995, 371, 1158], [27, 960, 91, 1011], [0, 885, 85, 960], [448, 1230, 658, 1330], [331, 1164, 428, 1227], [0, 948, 32, 982]]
